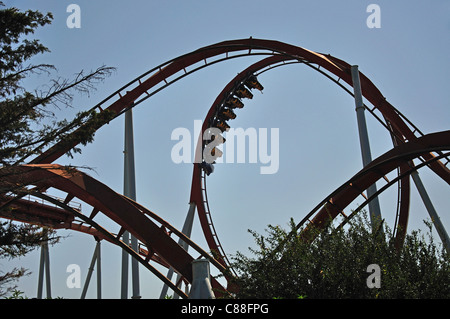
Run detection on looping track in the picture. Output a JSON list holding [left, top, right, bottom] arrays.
[[1, 38, 449, 298]]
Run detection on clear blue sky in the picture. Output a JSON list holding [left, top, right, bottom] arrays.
[[3, 0, 450, 298]]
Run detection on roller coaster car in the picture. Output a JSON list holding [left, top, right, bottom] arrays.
[[214, 120, 230, 132], [235, 85, 253, 99], [200, 161, 214, 176], [225, 97, 244, 109], [218, 108, 236, 120], [244, 75, 264, 91]]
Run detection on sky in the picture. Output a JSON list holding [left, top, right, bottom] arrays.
[[2, 0, 450, 299]]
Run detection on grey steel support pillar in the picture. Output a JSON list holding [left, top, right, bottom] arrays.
[[179, 202, 196, 251], [81, 240, 102, 299], [120, 231, 129, 299], [411, 171, 450, 254], [160, 202, 196, 299], [121, 108, 141, 299], [189, 258, 215, 299], [351, 65, 383, 230], [37, 242, 51, 299], [96, 240, 102, 299]]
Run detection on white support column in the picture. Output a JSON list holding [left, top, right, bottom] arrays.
[[120, 231, 129, 299], [189, 258, 215, 299], [81, 240, 102, 299], [159, 202, 196, 299], [351, 65, 383, 230], [37, 242, 51, 299], [96, 240, 102, 299], [121, 108, 141, 299], [179, 202, 196, 250], [37, 244, 44, 298], [411, 171, 450, 254]]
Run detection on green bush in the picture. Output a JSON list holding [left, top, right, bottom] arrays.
[[230, 212, 449, 299]]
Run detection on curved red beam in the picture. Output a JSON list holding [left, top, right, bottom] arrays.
[[2, 131, 447, 297], [30, 38, 449, 186], [25, 37, 448, 272], [0, 195, 112, 242], [188, 54, 413, 267], [190, 55, 290, 266], [0, 164, 227, 297], [388, 125, 412, 249], [11, 38, 446, 295], [301, 130, 450, 238]]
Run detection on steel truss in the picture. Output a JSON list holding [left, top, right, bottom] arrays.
[[0, 38, 448, 298]]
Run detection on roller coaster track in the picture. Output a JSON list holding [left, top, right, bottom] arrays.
[[0, 164, 228, 298], [1, 132, 449, 297], [189, 54, 449, 267], [0, 38, 449, 297]]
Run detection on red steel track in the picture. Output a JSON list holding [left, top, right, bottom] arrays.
[[0, 164, 227, 298], [1, 39, 449, 297]]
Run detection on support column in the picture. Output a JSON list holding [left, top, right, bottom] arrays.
[[120, 231, 129, 299], [37, 242, 51, 299], [81, 240, 102, 299], [96, 239, 102, 299], [160, 202, 196, 299], [411, 171, 450, 254], [189, 258, 215, 299], [351, 65, 383, 230], [121, 108, 141, 299]]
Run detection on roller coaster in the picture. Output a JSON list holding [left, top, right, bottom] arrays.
[[1, 38, 449, 299]]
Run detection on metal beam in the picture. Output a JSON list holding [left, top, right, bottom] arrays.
[[410, 170, 450, 254], [160, 202, 196, 299], [121, 108, 141, 299], [81, 240, 102, 299], [1, 164, 226, 298], [120, 231, 129, 299], [37, 242, 51, 299], [189, 259, 215, 299], [351, 65, 383, 230]]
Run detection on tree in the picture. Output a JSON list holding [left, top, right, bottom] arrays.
[[0, 221, 59, 297], [0, 3, 115, 166], [0, 2, 115, 295], [230, 212, 450, 299]]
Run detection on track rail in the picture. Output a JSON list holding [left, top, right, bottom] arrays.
[[189, 53, 448, 269], [24, 39, 447, 253], [26, 39, 449, 265], [0, 164, 228, 298], [297, 130, 450, 239], [0, 38, 448, 297], [2, 131, 448, 297], [28, 38, 449, 179]]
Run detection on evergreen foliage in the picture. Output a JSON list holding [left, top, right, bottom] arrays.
[[0, 2, 114, 296], [0, 2, 115, 166]]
